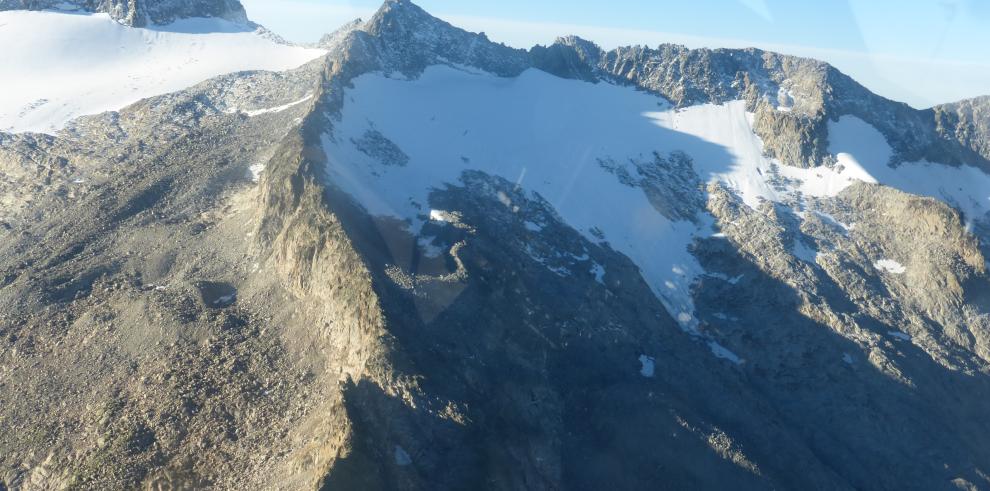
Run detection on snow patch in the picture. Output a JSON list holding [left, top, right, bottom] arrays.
[[638, 355, 655, 378], [524, 220, 543, 232], [429, 209, 456, 223], [247, 163, 265, 183], [235, 94, 313, 117], [707, 341, 742, 365], [792, 239, 819, 264], [590, 262, 606, 284], [813, 210, 854, 234], [874, 259, 906, 275], [394, 445, 412, 466], [213, 293, 235, 306], [888, 331, 911, 341]]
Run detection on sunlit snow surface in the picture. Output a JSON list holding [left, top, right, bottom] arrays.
[[324, 65, 990, 360], [325, 66, 710, 333], [0, 11, 326, 133]]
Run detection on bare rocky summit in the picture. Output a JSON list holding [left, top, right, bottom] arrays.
[[1, 0, 989, 490]]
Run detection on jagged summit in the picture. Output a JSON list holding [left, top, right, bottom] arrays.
[[0, 0, 248, 26], [365, 0, 431, 26], [362, 0, 469, 42], [343, 0, 528, 77]]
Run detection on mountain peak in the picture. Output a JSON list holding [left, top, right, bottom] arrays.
[[364, 0, 447, 37], [357, 0, 528, 77]]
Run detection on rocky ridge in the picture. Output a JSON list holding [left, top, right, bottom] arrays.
[[534, 37, 989, 171]]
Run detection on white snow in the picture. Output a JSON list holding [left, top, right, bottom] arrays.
[[707, 341, 742, 365], [874, 258, 907, 275], [235, 94, 314, 117], [0, 11, 326, 133], [888, 331, 912, 341], [429, 209, 455, 222], [213, 293, 235, 305], [590, 262, 606, 284], [792, 239, 819, 264], [638, 355, 655, 378], [523, 220, 543, 232], [393, 445, 412, 466], [247, 163, 265, 183], [813, 211, 854, 234]]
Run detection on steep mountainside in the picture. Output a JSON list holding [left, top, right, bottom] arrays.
[[1, 0, 989, 490]]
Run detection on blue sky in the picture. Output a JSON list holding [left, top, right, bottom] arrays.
[[242, 0, 989, 108]]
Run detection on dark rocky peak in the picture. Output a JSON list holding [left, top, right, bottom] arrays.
[[358, 0, 529, 77], [555, 35, 603, 56], [142, 0, 246, 26], [931, 95, 990, 162], [0, 0, 248, 27], [529, 36, 605, 81], [363, 0, 435, 35]]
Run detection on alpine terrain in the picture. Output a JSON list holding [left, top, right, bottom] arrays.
[[1, 0, 990, 489]]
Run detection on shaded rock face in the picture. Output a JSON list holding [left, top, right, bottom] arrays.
[[933, 96, 990, 162], [1, 1, 990, 490], [0, 0, 248, 26]]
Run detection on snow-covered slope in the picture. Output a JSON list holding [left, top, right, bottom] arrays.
[[325, 64, 990, 362], [325, 66, 706, 333], [0, 10, 325, 133]]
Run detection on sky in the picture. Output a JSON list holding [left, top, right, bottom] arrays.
[[241, 0, 990, 108]]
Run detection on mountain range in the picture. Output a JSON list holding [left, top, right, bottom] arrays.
[[1, 0, 989, 489]]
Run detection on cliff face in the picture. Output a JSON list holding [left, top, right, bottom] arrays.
[[933, 96, 990, 163], [1, 1, 990, 490], [0, 0, 247, 26]]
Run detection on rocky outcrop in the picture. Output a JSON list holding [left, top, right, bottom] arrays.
[[932, 96, 990, 162], [0, 0, 248, 26]]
